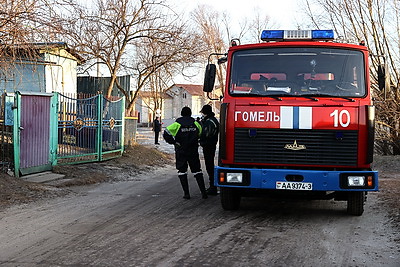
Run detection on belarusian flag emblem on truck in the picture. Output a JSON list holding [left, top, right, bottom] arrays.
[[280, 106, 312, 129]]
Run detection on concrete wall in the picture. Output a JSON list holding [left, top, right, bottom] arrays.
[[124, 117, 138, 146]]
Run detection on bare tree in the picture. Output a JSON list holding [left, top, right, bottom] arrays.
[[303, 0, 400, 154], [60, 0, 166, 97], [0, 0, 39, 44], [0, 0, 70, 91], [191, 5, 276, 101], [0, 0, 39, 74], [247, 8, 276, 43], [139, 68, 167, 123], [125, 17, 203, 111], [56, 0, 203, 113], [0, 0, 77, 45], [192, 5, 228, 100]]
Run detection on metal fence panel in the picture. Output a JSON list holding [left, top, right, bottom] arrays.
[[101, 95, 125, 160], [57, 93, 100, 164], [0, 93, 14, 172], [57, 93, 124, 164], [0, 92, 125, 174]]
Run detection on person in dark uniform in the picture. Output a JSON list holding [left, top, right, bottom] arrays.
[[199, 104, 220, 195], [153, 117, 162, 145], [163, 107, 208, 199]]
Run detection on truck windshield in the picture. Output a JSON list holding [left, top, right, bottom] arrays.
[[229, 47, 365, 98]]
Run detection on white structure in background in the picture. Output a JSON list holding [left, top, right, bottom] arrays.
[[136, 84, 210, 126]]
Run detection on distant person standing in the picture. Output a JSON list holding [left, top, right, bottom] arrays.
[[153, 117, 161, 145], [199, 104, 219, 195], [163, 107, 208, 199]]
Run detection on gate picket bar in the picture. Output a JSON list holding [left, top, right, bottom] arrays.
[[100, 95, 125, 160], [0, 93, 14, 173], [56, 93, 125, 165]]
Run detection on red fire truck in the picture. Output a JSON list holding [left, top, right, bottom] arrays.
[[203, 30, 381, 215]]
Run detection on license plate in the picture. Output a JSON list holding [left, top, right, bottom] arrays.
[[276, 181, 313, 190]]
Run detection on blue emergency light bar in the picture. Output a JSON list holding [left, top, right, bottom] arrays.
[[261, 30, 334, 41]]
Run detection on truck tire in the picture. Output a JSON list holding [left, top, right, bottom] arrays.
[[347, 191, 365, 216], [220, 188, 241, 210]]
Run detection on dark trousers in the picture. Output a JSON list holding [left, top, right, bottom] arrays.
[[203, 145, 216, 187], [175, 148, 207, 198], [154, 131, 160, 144], [176, 148, 202, 174]]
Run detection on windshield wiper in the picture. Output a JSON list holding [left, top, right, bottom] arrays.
[[265, 95, 283, 101], [264, 93, 293, 101], [300, 93, 355, 102], [298, 95, 319, 101]]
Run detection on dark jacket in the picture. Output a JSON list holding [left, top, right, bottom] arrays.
[[200, 112, 219, 147], [153, 119, 161, 132], [163, 116, 202, 152]]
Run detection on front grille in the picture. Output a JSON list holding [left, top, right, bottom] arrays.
[[234, 129, 358, 166]]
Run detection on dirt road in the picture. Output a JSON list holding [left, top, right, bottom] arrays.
[[0, 163, 398, 266]]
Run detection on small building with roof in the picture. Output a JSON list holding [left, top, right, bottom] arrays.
[[0, 42, 82, 94]]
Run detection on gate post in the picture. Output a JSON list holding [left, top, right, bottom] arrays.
[[121, 97, 125, 151], [49, 92, 58, 166], [13, 92, 21, 177], [97, 94, 103, 161]]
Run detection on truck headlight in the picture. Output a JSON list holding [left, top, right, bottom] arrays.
[[227, 173, 243, 183], [348, 176, 365, 186]]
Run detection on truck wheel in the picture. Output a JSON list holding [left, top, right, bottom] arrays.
[[220, 188, 241, 210], [347, 191, 365, 216]]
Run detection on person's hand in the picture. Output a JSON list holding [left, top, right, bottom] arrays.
[[174, 142, 181, 149]]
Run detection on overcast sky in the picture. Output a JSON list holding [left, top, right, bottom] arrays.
[[168, 0, 301, 29], [167, 0, 303, 84]]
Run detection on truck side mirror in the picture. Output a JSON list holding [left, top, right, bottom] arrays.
[[218, 57, 227, 64], [377, 65, 385, 91], [203, 64, 216, 92], [377, 64, 389, 98]]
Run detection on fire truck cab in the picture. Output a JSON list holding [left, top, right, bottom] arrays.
[[204, 30, 380, 215]]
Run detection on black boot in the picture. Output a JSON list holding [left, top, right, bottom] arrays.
[[207, 175, 218, 195], [206, 185, 218, 195], [195, 174, 208, 199], [179, 175, 190, 199]]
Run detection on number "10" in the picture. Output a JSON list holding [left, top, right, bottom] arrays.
[[330, 109, 350, 127]]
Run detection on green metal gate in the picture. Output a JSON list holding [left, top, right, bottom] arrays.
[[14, 92, 56, 176], [57, 93, 125, 164], [8, 92, 58, 177]]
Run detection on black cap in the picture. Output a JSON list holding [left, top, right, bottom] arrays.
[[181, 106, 192, 116], [200, 104, 212, 115]]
